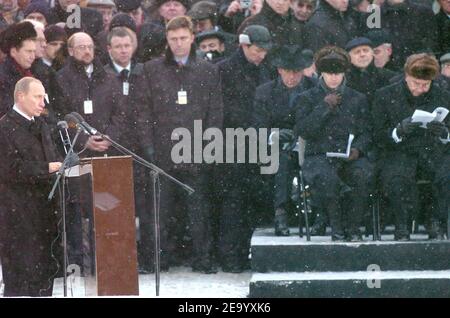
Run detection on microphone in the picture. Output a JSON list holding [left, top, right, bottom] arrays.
[[64, 113, 82, 130], [57, 120, 72, 154], [70, 112, 99, 136]]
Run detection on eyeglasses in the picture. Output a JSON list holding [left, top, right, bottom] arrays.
[[73, 44, 95, 51]]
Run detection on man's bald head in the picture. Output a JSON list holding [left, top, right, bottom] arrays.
[[68, 32, 95, 65]]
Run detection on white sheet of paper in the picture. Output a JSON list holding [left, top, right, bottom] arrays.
[[411, 107, 449, 128], [326, 134, 355, 158]]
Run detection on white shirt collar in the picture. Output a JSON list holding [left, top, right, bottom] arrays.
[[113, 61, 131, 74], [42, 58, 52, 67], [13, 104, 34, 121], [85, 64, 94, 78], [174, 56, 189, 65]]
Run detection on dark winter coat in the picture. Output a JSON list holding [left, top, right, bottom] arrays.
[[135, 48, 223, 173], [435, 9, 450, 57], [237, 2, 309, 47], [380, 1, 438, 69], [253, 75, 318, 130], [296, 81, 372, 157], [104, 60, 145, 153], [0, 56, 31, 118], [305, 1, 360, 52], [47, 2, 103, 37], [346, 62, 396, 105], [372, 80, 450, 157], [53, 57, 127, 155], [0, 110, 60, 295], [217, 47, 275, 129]]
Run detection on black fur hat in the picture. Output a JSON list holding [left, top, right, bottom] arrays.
[[0, 22, 38, 55]]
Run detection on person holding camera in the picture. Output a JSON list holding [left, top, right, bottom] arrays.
[[217, 0, 263, 34]]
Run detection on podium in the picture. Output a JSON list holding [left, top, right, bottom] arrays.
[[68, 156, 139, 296]]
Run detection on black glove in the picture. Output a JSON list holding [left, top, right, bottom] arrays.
[[279, 129, 295, 144], [426, 121, 449, 138], [396, 117, 421, 138], [324, 93, 342, 110]]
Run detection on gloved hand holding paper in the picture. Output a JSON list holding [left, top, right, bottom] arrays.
[[326, 134, 355, 158], [411, 107, 449, 128]]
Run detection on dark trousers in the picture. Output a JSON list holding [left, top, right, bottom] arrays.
[[157, 170, 214, 269], [379, 151, 450, 237], [303, 155, 373, 236], [217, 165, 253, 270], [274, 151, 299, 210]]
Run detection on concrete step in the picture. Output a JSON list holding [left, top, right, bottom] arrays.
[[251, 227, 450, 272], [249, 270, 450, 298]]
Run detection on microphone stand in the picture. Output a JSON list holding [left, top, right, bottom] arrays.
[[48, 128, 82, 297], [95, 132, 194, 297]]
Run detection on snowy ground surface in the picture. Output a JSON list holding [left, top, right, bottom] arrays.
[[52, 266, 251, 298], [0, 265, 251, 298]]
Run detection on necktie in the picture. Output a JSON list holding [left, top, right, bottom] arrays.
[[120, 69, 129, 82], [29, 118, 41, 137]]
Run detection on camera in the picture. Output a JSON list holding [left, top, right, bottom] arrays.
[[240, 0, 252, 10]]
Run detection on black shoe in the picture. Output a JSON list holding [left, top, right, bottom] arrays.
[[192, 264, 218, 274], [332, 233, 345, 242], [222, 264, 245, 273], [310, 223, 326, 236], [429, 220, 446, 240], [346, 234, 363, 242], [274, 209, 290, 236], [394, 233, 410, 241]]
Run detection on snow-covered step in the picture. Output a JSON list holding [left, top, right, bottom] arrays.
[[251, 227, 450, 272], [249, 271, 450, 298]]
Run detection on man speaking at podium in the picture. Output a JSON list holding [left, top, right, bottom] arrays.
[[0, 77, 62, 296]]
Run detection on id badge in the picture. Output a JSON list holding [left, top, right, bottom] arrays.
[[123, 82, 129, 96], [177, 90, 187, 105], [84, 100, 93, 114]]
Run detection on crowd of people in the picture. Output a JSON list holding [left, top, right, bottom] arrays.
[[0, 0, 449, 297]]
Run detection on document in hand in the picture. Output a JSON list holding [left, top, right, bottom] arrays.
[[411, 107, 449, 128], [326, 134, 355, 158]]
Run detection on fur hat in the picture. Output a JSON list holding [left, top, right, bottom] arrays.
[[315, 46, 350, 74], [115, 0, 142, 12], [44, 24, 67, 43], [0, 22, 38, 54], [23, 1, 50, 21], [404, 53, 440, 80], [155, 0, 190, 10]]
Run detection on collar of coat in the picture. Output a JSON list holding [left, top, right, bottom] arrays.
[[164, 44, 198, 68], [318, 1, 351, 19], [4, 56, 32, 78], [382, 0, 413, 14], [259, 2, 295, 24], [68, 56, 107, 81]]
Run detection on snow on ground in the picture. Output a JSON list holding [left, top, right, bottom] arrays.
[[51, 266, 251, 298]]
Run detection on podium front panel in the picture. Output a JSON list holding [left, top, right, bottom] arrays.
[[81, 156, 139, 296]]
